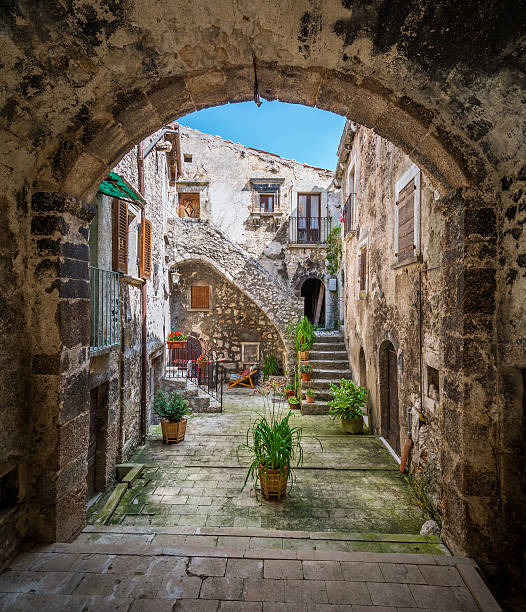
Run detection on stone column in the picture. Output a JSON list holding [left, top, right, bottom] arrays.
[[29, 192, 95, 542], [439, 189, 499, 575]]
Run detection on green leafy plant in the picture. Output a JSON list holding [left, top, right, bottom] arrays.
[[300, 363, 313, 374], [263, 354, 279, 379], [238, 396, 305, 495], [328, 379, 367, 421], [286, 316, 316, 353], [153, 390, 189, 423], [288, 396, 300, 405], [305, 388, 315, 398], [326, 227, 342, 275], [284, 384, 294, 392]]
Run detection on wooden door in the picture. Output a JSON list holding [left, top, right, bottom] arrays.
[[387, 349, 400, 455], [297, 194, 321, 243], [178, 193, 200, 218], [87, 388, 98, 498]]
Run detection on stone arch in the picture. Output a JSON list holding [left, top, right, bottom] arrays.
[[300, 277, 326, 326], [1, 1, 524, 585]]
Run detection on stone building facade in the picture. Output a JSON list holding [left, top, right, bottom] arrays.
[[336, 121, 458, 526], [85, 136, 170, 500], [169, 126, 341, 339]]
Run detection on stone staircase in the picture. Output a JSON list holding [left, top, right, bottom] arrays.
[[301, 332, 352, 415], [157, 377, 220, 418]]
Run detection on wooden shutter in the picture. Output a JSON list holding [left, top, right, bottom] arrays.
[[112, 199, 128, 273], [140, 218, 152, 280], [359, 247, 367, 291], [397, 179, 415, 261], [191, 286, 210, 309]]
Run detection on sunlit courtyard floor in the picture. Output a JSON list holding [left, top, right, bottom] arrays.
[[88, 388, 435, 551]]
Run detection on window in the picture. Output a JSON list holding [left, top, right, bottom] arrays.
[[242, 342, 260, 364], [259, 193, 274, 212], [426, 365, 440, 400], [191, 285, 210, 310], [111, 198, 151, 279], [184, 154, 192, 162], [359, 243, 367, 294], [178, 193, 200, 218], [394, 165, 421, 264]]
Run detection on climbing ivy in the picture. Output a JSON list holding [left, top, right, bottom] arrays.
[[326, 227, 342, 275]]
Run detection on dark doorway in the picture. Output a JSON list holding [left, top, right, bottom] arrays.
[[87, 388, 98, 499], [301, 278, 325, 326], [379, 341, 400, 455], [387, 348, 400, 454]]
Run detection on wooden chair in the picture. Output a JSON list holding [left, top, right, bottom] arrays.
[[228, 366, 258, 389]]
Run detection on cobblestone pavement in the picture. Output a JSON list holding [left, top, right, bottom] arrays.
[[0, 536, 499, 611], [89, 389, 432, 542]]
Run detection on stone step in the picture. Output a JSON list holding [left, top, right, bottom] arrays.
[[307, 379, 340, 390], [301, 401, 330, 415], [309, 359, 350, 370], [312, 369, 352, 380], [311, 342, 346, 351], [314, 335, 344, 343], [302, 389, 333, 400], [308, 350, 348, 359]]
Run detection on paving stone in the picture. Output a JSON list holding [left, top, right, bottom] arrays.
[[150, 555, 189, 576], [340, 562, 384, 582], [28, 553, 80, 573], [284, 579, 328, 604], [324, 580, 372, 605], [158, 575, 203, 599], [173, 600, 219, 611], [219, 602, 262, 611], [409, 583, 472, 609], [249, 538, 283, 550], [226, 559, 264, 579], [378, 563, 426, 584], [418, 564, 465, 586], [188, 557, 227, 577], [70, 554, 114, 573], [0, 570, 82, 595], [263, 603, 307, 611], [264, 560, 303, 579], [200, 577, 244, 600], [72, 573, 127, 596], [185, 535, 219, 547], [243, 579, 286, 602], [129, 598, 176, 611], [217, 536, 251, 548], [366, 582, 416, 607], [302, 560, 343, 581]]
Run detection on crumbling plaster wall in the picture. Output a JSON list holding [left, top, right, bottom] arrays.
[[341, 127, 443, 512], [170, 261, 285, 372], [176, 127, 340, 305]]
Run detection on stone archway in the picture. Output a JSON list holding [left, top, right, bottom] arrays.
[[300, 277, 325, 326], [0, 0, 524, 587]]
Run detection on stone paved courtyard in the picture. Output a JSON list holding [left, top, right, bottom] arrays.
[[89, 389, 432, 544]]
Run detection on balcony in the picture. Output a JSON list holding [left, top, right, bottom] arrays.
[[343, 193, 357, 237], [289, 217, 332, 245], [90, 267, 120, 353]]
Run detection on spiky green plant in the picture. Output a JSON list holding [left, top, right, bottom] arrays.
[[153, 390, 189, 423], [286, 316, 316, 352], [263, 354, 279, 379]]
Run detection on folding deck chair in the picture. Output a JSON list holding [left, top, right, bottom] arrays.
[[227, 365, 258, 389]]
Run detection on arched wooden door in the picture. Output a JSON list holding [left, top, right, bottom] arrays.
[[186, 336, 202, 361], [386, 348, 400, 455]]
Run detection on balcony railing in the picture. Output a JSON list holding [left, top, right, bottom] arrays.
[[343, 193, 357, 237], [90, 267, 120, 352], [165, 343, 227, 409], [289, 217, 332, 244]]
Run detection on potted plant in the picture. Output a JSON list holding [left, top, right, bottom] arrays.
[[300, 362, 313, 382], [305, 388, 315, 403], [328, 379, 368, 434], [287, 316, 316, 361], [263, 354, 279, 379], [238, 396, 304, 501], [167, 330, 188, 349], [196, 353, 208, 372], [288, 396, 301, 409], [284, 384, 295, 399], [153, 389, 190, 444]]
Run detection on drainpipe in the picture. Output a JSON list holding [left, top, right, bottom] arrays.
[[173, 123, 182, 179], [137, 141, 147, 444]]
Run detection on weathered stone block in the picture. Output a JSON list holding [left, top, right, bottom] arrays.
[[59, 300, 90, 348], [59, 369, 89, 423]]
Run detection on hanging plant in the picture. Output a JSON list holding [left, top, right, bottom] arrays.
[[326, 227, 342, 275]]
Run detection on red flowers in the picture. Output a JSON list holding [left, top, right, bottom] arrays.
[[167, 331, 188, 341], [196, 353, 208, 363]]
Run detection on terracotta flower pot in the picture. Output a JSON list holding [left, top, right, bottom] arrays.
[[285, 389, 295, 399], [168, 340, 187, 349], [288, 399, 301, 410], [259, 465, 288, 500], [160, 418, 187, 444], [341, 416, 363, 435], [301, 372, 312, 382], [305, 395, 315, 403]]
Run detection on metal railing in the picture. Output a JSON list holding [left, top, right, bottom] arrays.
[[165, 343, 227, 409], [289, 216, 332, 244], [343, 193, 357, 236], [89, 267, 120, 352]]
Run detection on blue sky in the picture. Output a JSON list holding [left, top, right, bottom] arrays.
[[178, 101, 346, 170]]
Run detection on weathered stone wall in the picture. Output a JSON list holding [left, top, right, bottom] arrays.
[[340, 125, 445, 515], [170, 260, 285, 372], [175, 127, 340, 324]]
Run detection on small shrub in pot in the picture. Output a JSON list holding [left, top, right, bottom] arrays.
[[154, 390, 190, 444]]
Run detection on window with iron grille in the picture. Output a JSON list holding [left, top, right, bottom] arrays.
[[191, 285, 210, 310]]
